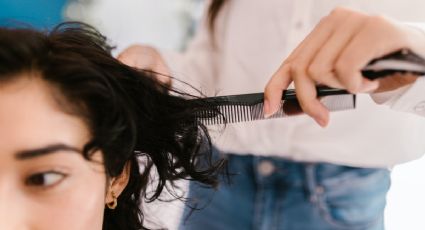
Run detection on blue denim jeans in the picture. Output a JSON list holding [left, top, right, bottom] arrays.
[[179, 154, 391, 230]]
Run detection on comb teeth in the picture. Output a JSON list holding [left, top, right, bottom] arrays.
[[193, 87, 352, 126], [197, 94, 355, 126], [195, 49, 425, 126]]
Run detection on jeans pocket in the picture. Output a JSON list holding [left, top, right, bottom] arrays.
[[316, 168, 391, 230]]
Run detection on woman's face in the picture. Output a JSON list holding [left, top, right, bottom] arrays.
[[0, 75, 107, 229]]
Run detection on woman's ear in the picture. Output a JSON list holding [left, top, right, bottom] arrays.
[[105, 162, 131, 207]]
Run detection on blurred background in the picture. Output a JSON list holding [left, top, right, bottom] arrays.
[[1, 0, 425, 229]]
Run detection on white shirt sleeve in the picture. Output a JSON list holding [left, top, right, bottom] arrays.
[[371, 77, 425, 117], [370, 22, 425, 117]]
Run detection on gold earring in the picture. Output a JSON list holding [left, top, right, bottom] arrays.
[[106, 191, 118, 209]]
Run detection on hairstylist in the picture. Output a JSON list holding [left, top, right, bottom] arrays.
[[119, 1, 425, 229], [264, 8, 425, 123]]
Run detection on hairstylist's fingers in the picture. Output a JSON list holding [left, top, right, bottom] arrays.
[[264, 8, 344, 119], [276, 8, 346, 123], [283, 17, 329, 63], [117, 45, 171, 85], [334, 16, 404, 93], [264, 64, 292, 117], [264, 13, 335, 119], [287, 7, 350, 59], [117, 45, 143, 66], [308, 10, 367, 89], [262, 17, 326, 117], [117, 45, 159, 70], [293, 72, 330, 127], [288, 11, 339, 61]]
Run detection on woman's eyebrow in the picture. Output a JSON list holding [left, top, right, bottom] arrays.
[[15, 144, 81, 160]]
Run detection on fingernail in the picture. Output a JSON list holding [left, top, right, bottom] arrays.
[[264, 100, 272, 118], [315, 117, 328, 127]]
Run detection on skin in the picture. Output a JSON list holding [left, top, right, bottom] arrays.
[[117, 45, 171, 86], [0, 74, 129, 230], [264, 7, 425, 127]]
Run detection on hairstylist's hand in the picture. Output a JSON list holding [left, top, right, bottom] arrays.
[[117, 44, 171, 86], [264, 7, 425, 127]]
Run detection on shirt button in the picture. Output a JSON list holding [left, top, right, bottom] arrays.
[[414, 101, 425, 112], [257, 160, 275, 177], [295, 21, 304, 29]]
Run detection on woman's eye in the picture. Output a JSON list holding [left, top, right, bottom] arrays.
[[25, 171, 66, 188]]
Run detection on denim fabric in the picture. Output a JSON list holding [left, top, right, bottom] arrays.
[[179, 154, 390, 230]]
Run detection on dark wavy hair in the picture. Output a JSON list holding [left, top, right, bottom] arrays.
[[0, 22, 224, 230]]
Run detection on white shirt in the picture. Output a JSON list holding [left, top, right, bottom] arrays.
[[374, 78, 425, 117], [161, 0, 425, 168]]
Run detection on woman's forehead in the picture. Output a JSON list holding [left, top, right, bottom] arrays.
[[0, 74, 90, 156]]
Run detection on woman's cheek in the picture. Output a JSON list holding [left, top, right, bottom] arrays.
[[28, 168, 107, 230]]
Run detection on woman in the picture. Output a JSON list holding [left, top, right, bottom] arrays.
[[0, 22, 224, 230]]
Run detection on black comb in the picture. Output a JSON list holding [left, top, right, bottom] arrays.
[[194, 49, 425, 125]]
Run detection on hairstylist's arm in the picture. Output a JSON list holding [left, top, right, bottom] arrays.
[[118, 45, 171, 86], [264, 7, 425, 127]]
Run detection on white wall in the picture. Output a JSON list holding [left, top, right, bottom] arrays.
[[386, 156, 425, 230], [66, 0, 204, 53]]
